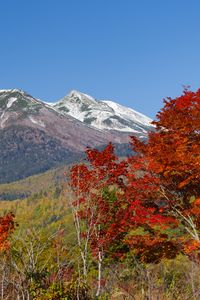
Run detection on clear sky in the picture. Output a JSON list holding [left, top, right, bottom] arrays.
[[1, 0, 200, 118]]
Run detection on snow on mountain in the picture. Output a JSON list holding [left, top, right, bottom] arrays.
[[0, 88, 154, 183], [54, 90, 154, 137], [7, 97, 18, 108], [102, 100, 152, 127], [0, 89, 154, 138], [0, 89, 43, 108], [0, 89, 47, 128], [0, 88, 113, 149]]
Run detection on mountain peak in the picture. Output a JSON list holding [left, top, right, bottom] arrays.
[[0, 89, 39, 103], [67, 90, 97, 103], [0, 88, 44, 124], [54, 91, 154, 136]]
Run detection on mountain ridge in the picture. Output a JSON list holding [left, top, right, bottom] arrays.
[[53, 90, 154, 138], [0, 88, 153, 183]]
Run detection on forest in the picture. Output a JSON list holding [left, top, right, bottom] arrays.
[[0, 88, 200, 299]]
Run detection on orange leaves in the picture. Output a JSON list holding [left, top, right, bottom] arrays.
[[194, 198, 200, 206], [0, 212, 15, 251], [183, 239, 200, 255], [127, 89, 200, 260], [154, 89, 200, 134], [132, 88, 200, 206], [128, 88, 200, 260]]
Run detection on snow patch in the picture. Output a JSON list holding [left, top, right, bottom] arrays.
[[1, 112, 5, 119], [7, 97, 17, 108], [102, 100, 153, 127], [0, 112, 9, 128], [44, 101, 54, 106], [29, 116, 45, 127]]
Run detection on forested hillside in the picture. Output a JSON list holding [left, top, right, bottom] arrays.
[[0, 166, 68, 200]]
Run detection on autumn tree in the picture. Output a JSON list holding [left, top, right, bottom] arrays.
[[0, 212, 15, 251], [69, 88, 200, 293], [70, 143, 129, 296], [69, 143, 177, 294], [129, 87, 200, 258]]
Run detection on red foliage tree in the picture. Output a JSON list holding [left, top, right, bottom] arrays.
[[70, 144, 177, 264], [129, 88, 200, 258], [70, 143, 128, 256], [0, 212, 15, 251], [70, 88, 200, 265]]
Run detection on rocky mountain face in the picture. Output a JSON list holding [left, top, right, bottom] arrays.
[[0, 89, 153, 183], [54, 90, 153, 139]]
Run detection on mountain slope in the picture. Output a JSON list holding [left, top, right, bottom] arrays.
[[0, 89, 111, 183], [0, 125, 81, 183]]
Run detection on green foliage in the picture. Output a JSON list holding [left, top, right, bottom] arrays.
[[0, 165, 68, 200], [30, 279, 91, 300], [101, 186, 117, 204], [1, 190, 200, 299]]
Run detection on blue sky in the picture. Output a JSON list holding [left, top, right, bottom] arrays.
[[0, 0, 200, 118]]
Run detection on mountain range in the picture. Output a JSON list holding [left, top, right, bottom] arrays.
[[0, 89, 154, 183]]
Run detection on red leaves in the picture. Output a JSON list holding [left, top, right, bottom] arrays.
[[128, 88, 200, 260], [133, 88, 200, 208], [69, 140, 178, 262], [0, 212, 15, 251], [86, 143, 116, 167]]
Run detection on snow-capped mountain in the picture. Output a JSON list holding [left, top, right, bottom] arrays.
[[0, 89, 111, 183], [53, 90, 154, 138], [0, 88, 154, 183]]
